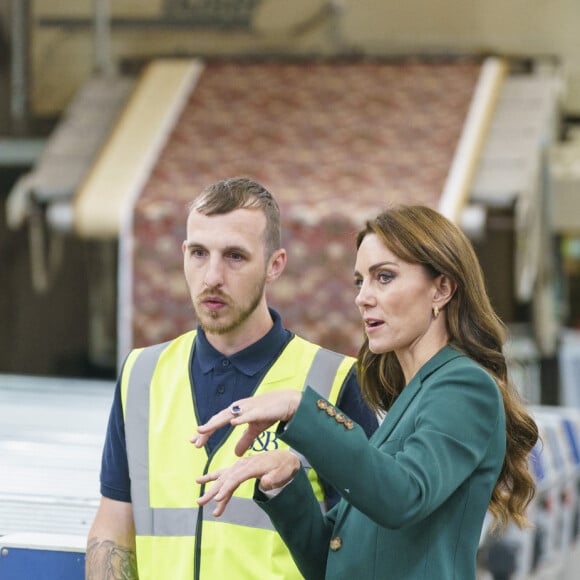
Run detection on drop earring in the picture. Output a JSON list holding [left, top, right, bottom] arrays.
[[433, 305, 440, 318]]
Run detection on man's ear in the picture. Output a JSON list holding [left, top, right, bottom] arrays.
[[433, 274, 456, 308], [266, 249, 287, 282]]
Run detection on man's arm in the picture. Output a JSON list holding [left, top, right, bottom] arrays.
[[86, 497, 138, 579]]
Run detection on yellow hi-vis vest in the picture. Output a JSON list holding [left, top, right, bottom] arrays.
[[120, 330, 356, 580]]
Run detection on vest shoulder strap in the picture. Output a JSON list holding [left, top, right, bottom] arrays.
[[283, 335, 355, 403], [304, 342, 355, 400]]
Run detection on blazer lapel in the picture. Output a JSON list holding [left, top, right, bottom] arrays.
[[371, 373, 422, 445], [370, 345, 464, 446]]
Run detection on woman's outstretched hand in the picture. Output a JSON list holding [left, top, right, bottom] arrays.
[[196, 449, 301, 517], [192, 390, 302, 456]]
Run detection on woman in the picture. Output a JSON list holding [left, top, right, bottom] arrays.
[[194, 205, 539, 580]]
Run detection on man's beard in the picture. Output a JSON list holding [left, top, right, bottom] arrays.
[[194, 278, 266, 336]]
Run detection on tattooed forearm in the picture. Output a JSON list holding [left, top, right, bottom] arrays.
[[86, 537, 138, 579]]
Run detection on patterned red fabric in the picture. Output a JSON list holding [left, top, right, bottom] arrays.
[[129, 59, 481, 356]]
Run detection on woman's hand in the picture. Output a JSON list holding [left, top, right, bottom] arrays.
[[196, 450, 301, 517], [192, 390, 302, 456]]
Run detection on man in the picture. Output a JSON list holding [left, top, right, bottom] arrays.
[[86, 177, 378, 579]]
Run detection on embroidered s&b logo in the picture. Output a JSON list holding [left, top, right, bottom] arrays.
[[250, 430, 279, 452]]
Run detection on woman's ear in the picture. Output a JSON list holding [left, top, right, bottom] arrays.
[[433, 274, 457, 308]]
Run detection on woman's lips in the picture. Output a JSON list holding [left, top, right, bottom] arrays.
[[364, 318, 384, 333]]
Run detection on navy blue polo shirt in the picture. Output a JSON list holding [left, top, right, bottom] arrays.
[[100, 309, 378, 507], [192, 309, 292, 452]]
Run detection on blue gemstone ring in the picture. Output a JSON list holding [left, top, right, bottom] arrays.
[[231, 404, 242, 416]]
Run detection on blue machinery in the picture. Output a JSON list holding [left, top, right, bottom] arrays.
[[0, 534, 85, 579], [479, 406, 580, 579]]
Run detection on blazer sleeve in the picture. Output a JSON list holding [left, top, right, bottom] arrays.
[[255, 467, 337, 580], [336, 367, 379, 438], [322, 367, 379, 509], [279, 364, 504, 529]]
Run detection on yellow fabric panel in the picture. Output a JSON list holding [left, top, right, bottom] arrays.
[[136, 536, 196, 580], [199, 522, 303, 580]]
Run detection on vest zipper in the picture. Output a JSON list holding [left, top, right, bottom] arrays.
[[193, 442, 226, 579]]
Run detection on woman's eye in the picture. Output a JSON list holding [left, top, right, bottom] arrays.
[[354, 278, 363, 288], [378, 272, 394, 283]]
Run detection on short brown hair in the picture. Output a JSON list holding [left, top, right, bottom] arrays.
[[189, 177, 281, 258]]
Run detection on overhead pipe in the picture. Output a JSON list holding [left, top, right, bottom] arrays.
[[93, 0, 115, 76], [10, 0, 30, 135]]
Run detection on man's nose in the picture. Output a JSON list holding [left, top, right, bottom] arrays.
[[203, 257, 224, 288]]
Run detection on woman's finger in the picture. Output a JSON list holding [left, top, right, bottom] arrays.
[[196, 452, 301, 517], [192, 400, 250, 447], [233, 422, 272, 457], [197, 459, 255, 515], [192, 391, 301, 449], [200, 402, 248, 432], [196, 469, 222, 485], [197, 482, 221, 507]]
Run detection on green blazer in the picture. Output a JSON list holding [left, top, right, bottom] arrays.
[[256, 346, 506, 580]]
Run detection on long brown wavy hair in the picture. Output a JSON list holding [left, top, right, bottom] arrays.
[[356, 205, 538, 530]]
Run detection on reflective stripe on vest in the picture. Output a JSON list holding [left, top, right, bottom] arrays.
[[124, 335, 353, 536]]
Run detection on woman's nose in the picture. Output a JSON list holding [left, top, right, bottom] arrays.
[[355, 281, 372, 307]]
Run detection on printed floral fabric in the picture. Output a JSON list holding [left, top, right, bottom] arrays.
[[129, 59, 481, 355]]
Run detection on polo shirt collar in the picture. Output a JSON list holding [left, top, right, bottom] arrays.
[[194, 308, 291, 377]]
